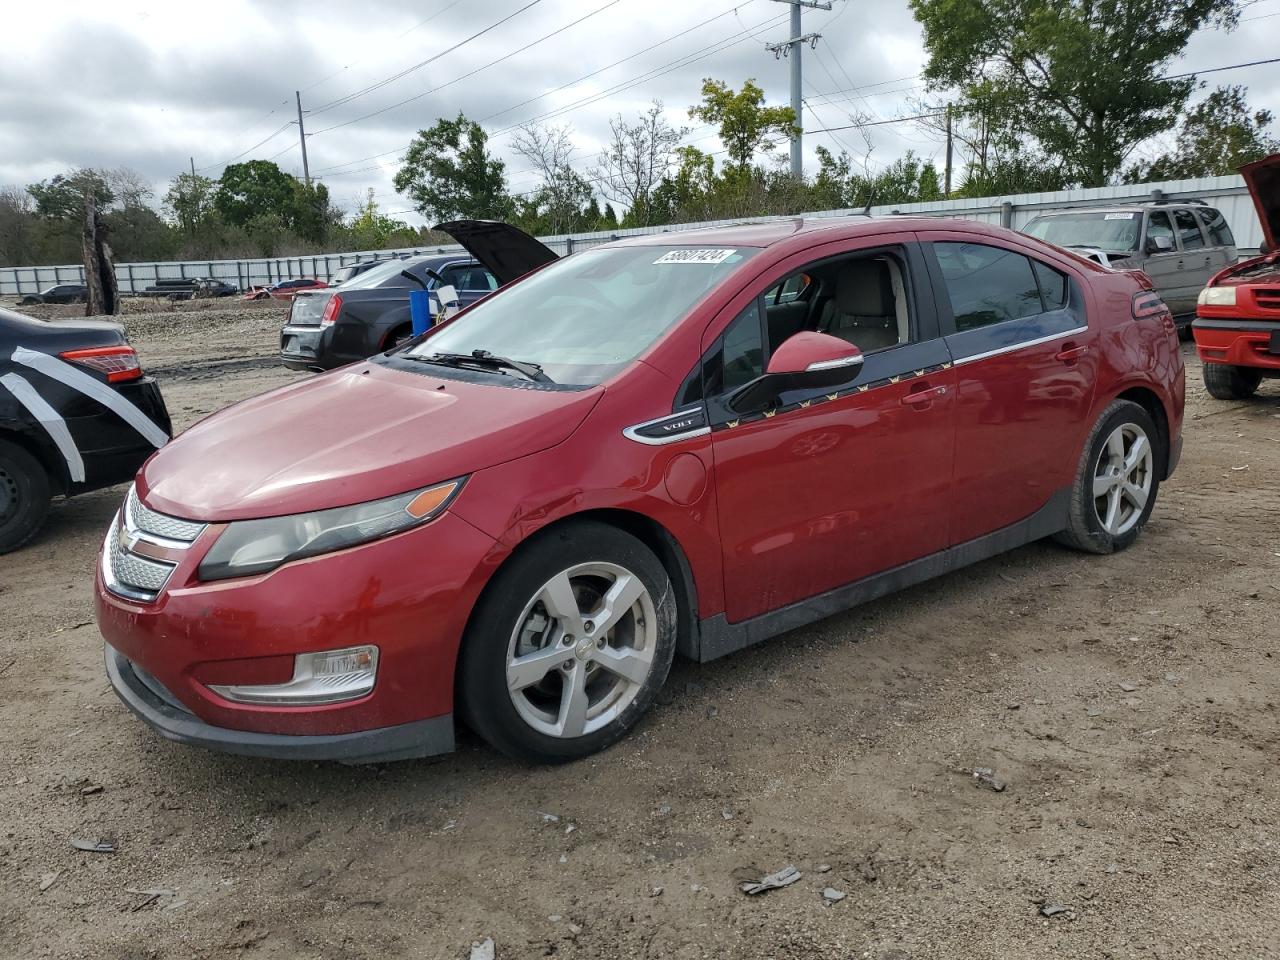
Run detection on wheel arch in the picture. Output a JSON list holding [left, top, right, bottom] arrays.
[[1111, 385, 1172, 479], [461, 507, 702, 671], [0, 423, 67, 496]]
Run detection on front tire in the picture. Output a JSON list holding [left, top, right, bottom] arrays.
[[458, 520, 678, 763], [0, 439, 52, 554], [1055, 400, 1160, 555], [1203, 362, 1261, 400]]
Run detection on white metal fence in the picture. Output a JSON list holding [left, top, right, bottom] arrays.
[[0, 174, 1259, 297]]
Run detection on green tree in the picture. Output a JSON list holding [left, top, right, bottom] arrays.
[[27, 169, 114, 220], [1128, 86, 1280, 181], [213, 160, 301, 228], [164, 172, 217, 234], [394, 114, 513, 222], [688, 78, 798, 172], [909, 0, 1241, 186]]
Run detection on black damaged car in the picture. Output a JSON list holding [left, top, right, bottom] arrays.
[[0, 306, 171, 552]]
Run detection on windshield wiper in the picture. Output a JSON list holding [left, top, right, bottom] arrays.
[[415, 349, 553, 383]]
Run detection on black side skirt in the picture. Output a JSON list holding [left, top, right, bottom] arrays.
[[689, 488, 1071, 663]]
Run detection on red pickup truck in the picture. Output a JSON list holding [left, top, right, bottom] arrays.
[[1192, 154, 1280, 399]]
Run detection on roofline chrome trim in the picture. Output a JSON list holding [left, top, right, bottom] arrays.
[[952, 326, 1088, 367]]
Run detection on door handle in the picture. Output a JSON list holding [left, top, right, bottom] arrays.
[[1176, 259, 1184, 270], [900, 384, 947, 407], [1055, 344, 1089, 364]]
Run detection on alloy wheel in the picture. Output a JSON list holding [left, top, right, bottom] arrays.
[[1092, 423, 1153, 537], [505, 562, 657, 739]]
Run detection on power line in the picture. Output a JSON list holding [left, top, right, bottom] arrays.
[[1166, 56, 1280, 80], [199, 121, 296, 173], [297, 0, 467, 95], [309, 0, 625, 137], [309, 0, 545, 117], [488, 9, 791, 138], [478, 1, 762, 125]]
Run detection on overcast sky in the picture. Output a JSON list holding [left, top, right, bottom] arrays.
[[2, 0, 1277, 226]]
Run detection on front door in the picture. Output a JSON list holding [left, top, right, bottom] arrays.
[[925, 236, 1099, 545], [704, 240, 957, 623]]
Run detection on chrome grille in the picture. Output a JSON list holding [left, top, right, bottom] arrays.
[[104, 516, 176, 602], [126, 486, 205, 544]]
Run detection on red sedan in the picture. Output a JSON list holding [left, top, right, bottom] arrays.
[[243, 278, 328, 301], [96, 217, 1184, 764]]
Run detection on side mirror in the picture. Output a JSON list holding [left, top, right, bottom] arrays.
[[729, 332, 864, 413], [1146, 235, 1174, 254]]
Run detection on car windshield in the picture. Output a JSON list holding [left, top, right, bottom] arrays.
[[1024, 212, 1142, 253], [406, 245, 757, 386], [339, 258, 422, 291]]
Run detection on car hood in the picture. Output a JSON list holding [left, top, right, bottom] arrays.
[[138, 362, 602, 522], [433, 219, 559, 285], [1241, 152, 1280, 252]]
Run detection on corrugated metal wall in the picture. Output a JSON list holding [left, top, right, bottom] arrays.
[[0, 174, 1259, 296]]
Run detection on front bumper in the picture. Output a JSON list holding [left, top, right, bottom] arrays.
[[1192, 317, 1280, 371], [96, 505, 500, 756], [106, 644, 453, 763]]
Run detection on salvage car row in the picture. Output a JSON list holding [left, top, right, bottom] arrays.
[[0, 155, 1276, 770]]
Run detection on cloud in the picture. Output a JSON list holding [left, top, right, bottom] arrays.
[[0, 0, 1272, 225]]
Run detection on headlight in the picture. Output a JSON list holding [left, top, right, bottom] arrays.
[[198, 478, 464, 581], [1198, 286, 1236, 307]]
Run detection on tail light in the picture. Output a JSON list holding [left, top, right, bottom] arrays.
[[320, 294, 343, 327], [1132, 291, 1176, 332], [59, 345, 143, 383]]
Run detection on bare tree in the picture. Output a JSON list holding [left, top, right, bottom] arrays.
[[590, 101, 687, 227], [511, 121, 592, 235]]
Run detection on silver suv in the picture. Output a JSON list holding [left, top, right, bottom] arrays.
[[1023, 202, 1237, 326]]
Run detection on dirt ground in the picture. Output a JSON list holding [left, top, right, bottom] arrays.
[[1, 297, 1277, 960]]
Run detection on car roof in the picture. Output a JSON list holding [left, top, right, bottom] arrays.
[[1028, 203, 1212, 218], [601, 214, 1042, 251]]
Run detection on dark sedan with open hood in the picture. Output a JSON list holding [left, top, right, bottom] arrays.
[[279, 222, 559, 371]]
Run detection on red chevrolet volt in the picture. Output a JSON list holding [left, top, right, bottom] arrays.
[[97, 216, 1184, 764]]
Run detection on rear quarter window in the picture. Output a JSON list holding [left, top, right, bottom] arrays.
[[933, 242, 1043, 331]]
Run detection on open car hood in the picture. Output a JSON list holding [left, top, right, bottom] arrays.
[[1240, 152, 1280, 253], [433, 219, 559, 286]]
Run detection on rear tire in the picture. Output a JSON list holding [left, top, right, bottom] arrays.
[[1054, 400, 1160, 555], [458, 520, 678, 763], [1203, 362, 1261, 400], [0, 439, 52, 554]]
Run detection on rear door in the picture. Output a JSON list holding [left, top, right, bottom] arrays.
[[1196, 207, 1237, 275], [1140, 210, 1189, 318], [1173, 207, 1218, 305], [925, 235, 1098, 544]]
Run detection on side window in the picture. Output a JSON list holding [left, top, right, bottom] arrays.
[[679, 300, 764, 406], [934, 242, 1043, 331], [716, 300, 765, 395], [474, 268, 499, 291], [1146, 211, 1175, 248], [1031, 259, 1068, 311], [1197, 208, 1235, 247], [765, 273, 810, 304], [1174, 209, 1205, 250], [439, 264, 469, 288]]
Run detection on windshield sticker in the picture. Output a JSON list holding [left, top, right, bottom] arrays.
[[1104, 213, 1138, 220], [653, 248, 738, 265]]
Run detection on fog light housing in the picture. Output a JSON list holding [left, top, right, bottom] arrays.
[[208, 646, 378, 706]]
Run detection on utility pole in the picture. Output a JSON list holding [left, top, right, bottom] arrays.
[[189, 156, 196, 179], [294, 91, 311, 186], [767, 0, 832, 178], [944, 104, 953, 196]]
